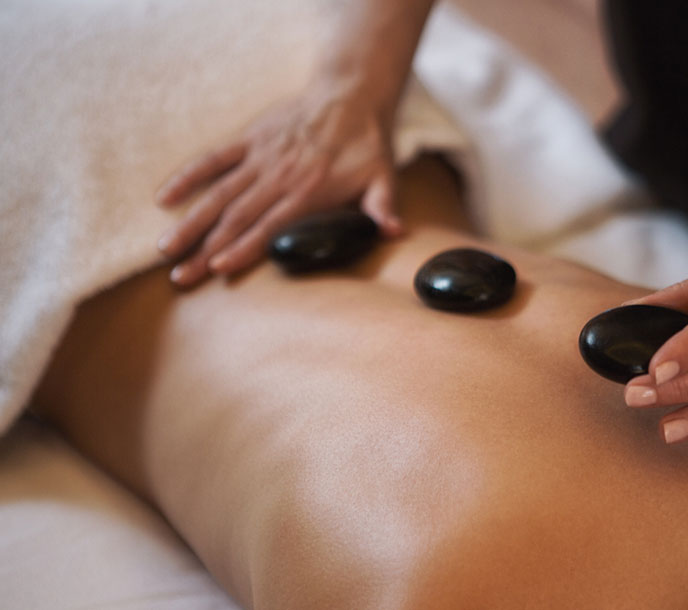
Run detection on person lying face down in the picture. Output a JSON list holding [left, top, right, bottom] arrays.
[[153, 0, 688, 419], [33, 158, 688, 610]]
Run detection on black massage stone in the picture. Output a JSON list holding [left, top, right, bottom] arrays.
[[579, 304, 688, 384], [269, 209, 379, 273], [414, 248, 517, 312]]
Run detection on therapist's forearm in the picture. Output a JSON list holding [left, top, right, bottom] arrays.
[[317, 0, 436, 119]]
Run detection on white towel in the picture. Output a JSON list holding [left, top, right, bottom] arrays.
[[415, 3, 688, 285], [0, 0, 465, 435], [2, 0, 687, 436]]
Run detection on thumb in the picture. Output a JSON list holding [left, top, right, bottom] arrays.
[[360, 165, 403, 238], [626, 278, 688, 312]]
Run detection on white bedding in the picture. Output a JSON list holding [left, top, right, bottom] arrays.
[[2, 0, 688, 608], [0, 418, 240, 610]]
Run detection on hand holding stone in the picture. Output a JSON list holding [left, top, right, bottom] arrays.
[[623, 279, 688, 443], [155, 77, 402, 287]]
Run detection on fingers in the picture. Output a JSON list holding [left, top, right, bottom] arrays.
[[168, 249, 211, 287], [624, 374, 657, 408], [202, 177, 284, 254], [167, 177, 284, 286], [626, 371, 688, 445], [156, 142, 247, 207], [661, 406, 688, 444], [624, 326, 688, 443], [156, 85, 401, 286], [208, 165, 327, 275], [158, 165, 258, 258], [624, 328, 688, 409], [620, 277, 688, 441], [167, 162, 326, 286], [360, 164, 403, 238], [625, 278, 688, 313], [649, 325, 688, 406], [650, 324, 688, 385]]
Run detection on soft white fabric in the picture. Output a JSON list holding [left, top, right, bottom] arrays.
[[0, 418, 241, 610], [1, 0, 321, 435]]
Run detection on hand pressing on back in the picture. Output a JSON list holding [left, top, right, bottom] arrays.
[[624, 279, 688, 443], [155, 78, 402, 287], [155, 0, 436, 287]]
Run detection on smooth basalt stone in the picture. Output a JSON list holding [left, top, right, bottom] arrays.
[[269, 209, 379, 273], [579, 304, 688, 384], [414, 248, 517, 312]]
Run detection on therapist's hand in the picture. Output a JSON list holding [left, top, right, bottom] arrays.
[[623, 278, 688, 443], [155, 78, 402, 287]]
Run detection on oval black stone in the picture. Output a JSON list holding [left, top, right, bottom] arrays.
[[268, 209, 379, 273], [579, 304, 688, 384], [414, 248, 517, 312]]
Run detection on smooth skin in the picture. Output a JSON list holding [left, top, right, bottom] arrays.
[[34, 158, 688, 609]]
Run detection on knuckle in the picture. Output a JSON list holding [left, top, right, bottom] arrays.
[[203, 149, 225, 169], [660, 374, 688, 405], [215, 177, 238, 200], [204, 223, 236, 255], [675, 375, 688, 399], [184, 207, 209, 231], [205, 181, 239, 211], [221, 208, 251, 234], [654, 329, 688, 366], [202, 224, 225, 249]]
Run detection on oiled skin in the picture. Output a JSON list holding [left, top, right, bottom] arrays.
[[34, 158, 688, 609]]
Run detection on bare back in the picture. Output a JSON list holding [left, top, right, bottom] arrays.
[[34, 158, 688, 609]]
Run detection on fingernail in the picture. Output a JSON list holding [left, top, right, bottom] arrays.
[[655, 361, 681, 386], [663, 419, 688, 444], [170, 265, 186, 284], [625, 386, 657, 407]]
